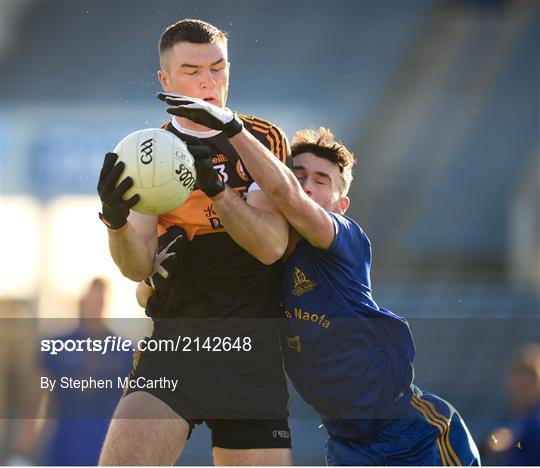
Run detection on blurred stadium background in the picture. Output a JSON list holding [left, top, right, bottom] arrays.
[[1, 0, 538, 465]]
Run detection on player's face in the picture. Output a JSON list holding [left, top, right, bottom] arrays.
[[158, 40, 229, 108], [293, 153, 350, 214]]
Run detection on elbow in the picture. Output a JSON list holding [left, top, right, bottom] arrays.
[[130, 273, 148, 283], [259, 251, 283, 266], [269, 174, 298, 206], [257, 234, 288, 266], [119, 266, 151, 283], [124, 272, 147, 283], [269, 174, 298, 211]]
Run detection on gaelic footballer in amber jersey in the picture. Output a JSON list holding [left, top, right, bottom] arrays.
[[159, 113, 290, 239]]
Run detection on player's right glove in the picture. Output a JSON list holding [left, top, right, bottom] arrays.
[[180, 134, 226, 198], [97, 152, 140, 230], [144, 225, 186, 289]]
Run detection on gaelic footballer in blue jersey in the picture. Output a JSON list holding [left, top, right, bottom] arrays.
[[160, 97, 481, 465]]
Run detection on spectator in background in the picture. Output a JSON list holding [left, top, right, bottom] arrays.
[[8, 278, 132, 466], [484, 343, 540, 465]]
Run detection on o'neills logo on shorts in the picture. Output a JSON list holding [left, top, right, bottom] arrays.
[[272, 430, 290, 439]]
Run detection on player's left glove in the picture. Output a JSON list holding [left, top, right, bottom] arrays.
[[156, 92, 243, 138], [144, 225, 186, 290]]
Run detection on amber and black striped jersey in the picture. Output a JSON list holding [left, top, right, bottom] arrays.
[[147, 114, 291, 320]]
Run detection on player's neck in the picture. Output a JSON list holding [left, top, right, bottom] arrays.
[[178, 117, 208, 132], [172, 117, 220, 138]]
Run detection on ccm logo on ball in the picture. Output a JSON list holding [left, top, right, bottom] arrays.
[[175, 163, 195, 192], [140, 138, 153, 164]]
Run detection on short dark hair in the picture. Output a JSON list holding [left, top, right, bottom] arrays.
[[291, 127, 356, 195], [159, 19, 228, 55]]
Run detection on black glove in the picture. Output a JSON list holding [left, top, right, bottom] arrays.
[[157, 92, 243, 138], [144, 226, 186, 289], [180, 134, 226, 198], [97, 153, 140, 230]]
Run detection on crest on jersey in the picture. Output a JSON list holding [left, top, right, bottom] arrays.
[[236, 160, 249, 182], [286, 335, 301, 353], [292, 267, 316, 296]]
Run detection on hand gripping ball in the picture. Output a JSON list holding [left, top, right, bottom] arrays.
[[113, 128, 197, 215]]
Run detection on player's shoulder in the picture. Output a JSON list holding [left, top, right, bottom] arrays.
[[238, 113, 289, 161], [329, 213, 366, 237], [326, 213, 370, 253], [238, 113, 283, 135]]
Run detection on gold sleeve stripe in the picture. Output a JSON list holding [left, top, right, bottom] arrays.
[[240, 115, 270, 131], [250, 115, 274, 128], [256, 123, 279, 155], [268, 126, 283, 160], [265, 133, 275, 154], [263, 123, 288, 162], [243, 116, 277, 154], [252, 122, 272, 135], [242, 116, 272, 136], [269, 126, 289, 163], [410, 397, 453, 466], [253, 125, 270, 134], [245, 115, 278, 136], [239, 114, 288, 162], [418, 396, 463, 466]]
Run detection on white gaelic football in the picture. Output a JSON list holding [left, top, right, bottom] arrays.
[[113, 128, 196, 215]]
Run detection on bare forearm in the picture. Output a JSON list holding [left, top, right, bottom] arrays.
[[212, 187, 287, 264], [108, 223, 154, 281], [230, 130, 297, 203], [230, 127, 335, 249]]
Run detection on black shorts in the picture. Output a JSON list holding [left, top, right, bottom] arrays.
[[123, 317, 291, 449]]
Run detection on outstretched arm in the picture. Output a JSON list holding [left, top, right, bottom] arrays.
[[177, 118, 289, 265], [157, 94, 334, 249], [229, 129, 335, 249]]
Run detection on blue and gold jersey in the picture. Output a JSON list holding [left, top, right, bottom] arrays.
[[281, 213, 416, 439]]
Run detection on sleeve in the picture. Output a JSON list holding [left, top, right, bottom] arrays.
[[323, 213, 371, 267], [239, 114, 292, 168]]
